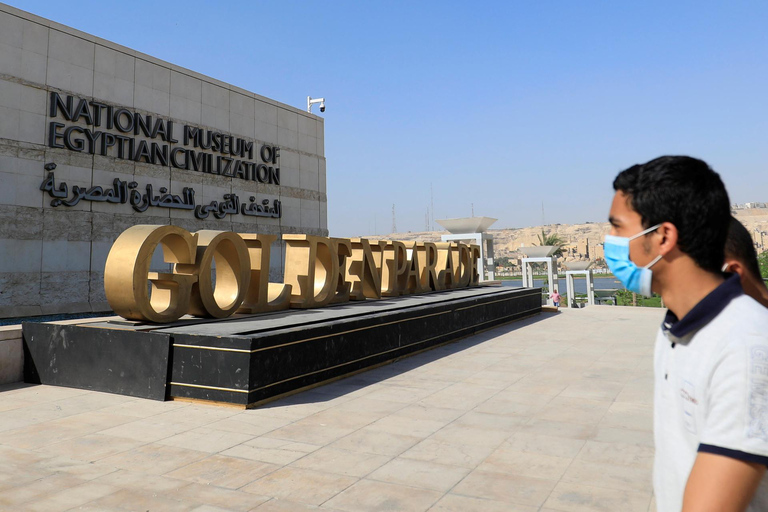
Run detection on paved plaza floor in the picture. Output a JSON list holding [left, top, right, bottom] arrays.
[[0, 306, 664, 511]]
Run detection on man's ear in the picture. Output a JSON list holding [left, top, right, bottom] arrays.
[[657, 222, 678, 256], [725, 259, 745, 278]]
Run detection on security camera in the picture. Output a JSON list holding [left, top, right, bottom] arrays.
[[44, 162, 56, 171], [307, 96, 326, 114]]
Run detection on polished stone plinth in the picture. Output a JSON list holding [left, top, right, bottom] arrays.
[[23, 287, 541, 406]]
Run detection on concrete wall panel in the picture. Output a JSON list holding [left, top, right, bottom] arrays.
[[0, 4, 327, 318]]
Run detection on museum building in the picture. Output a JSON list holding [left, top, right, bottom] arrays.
[[0, 3, 328, 318]]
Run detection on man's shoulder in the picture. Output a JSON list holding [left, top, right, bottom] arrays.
[[702, 295, 768, 355], [719, 295, 768, 330]]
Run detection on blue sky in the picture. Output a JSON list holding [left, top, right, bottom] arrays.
[[11, 1, 768, 236]]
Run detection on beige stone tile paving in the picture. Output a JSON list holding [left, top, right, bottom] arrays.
[[504, 432, 587, 458], [164, 454, 280, 488], [535, 396, 613, 426], [253, 498, 344, 510], [22, 481, 119, 512], [365, 412, 448, 438], [265, 421, 358, 446], [0, 306, 663, 511], [561, 459, 654, 493], [477, 446, 573, 480], [156, 426, 255, 453], [0, 397, 30, 412], [96, 396, 190, 417], [166, 483, 271, 511], [241, 466, 357, 505], [367, 457, 470, 492], [323, 478, 443, 511], [451, 410, 529, 431], [93, 468, 192, 493], [78, 487, 199, 511], [392, 403, 465, 423], [98, 443, 209, 475], [97, 416, 201, 442], [400, 435, 503, 468], [430, 493, 538, 511], [559, 379, 626, 401], [576, 439, 655, 469], [473, 393, 551, 416], [332, 396, 411, 415], [191, 506, 248, 512], [517, 417, 599, 440], [330, 426, 423, 457], [427, 422, 512, 448], [37, 433, 146, 462], [592, 425, 655, 447], [599, 401, 654, 431], [289, 446, 391, 477], [30, 454, 120, 481], [544, 481, 652, 512], [204, 414, 293, 437], [221, 436, 321, 465], [451, 469, 559, 507], [0, 472, 86, 508]]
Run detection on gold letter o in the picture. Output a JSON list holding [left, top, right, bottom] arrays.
[[185, 230, 251, 318]]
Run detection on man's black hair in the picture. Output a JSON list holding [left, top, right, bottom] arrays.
[[613, 156, 731, 274], [725, 216, 763, 280]]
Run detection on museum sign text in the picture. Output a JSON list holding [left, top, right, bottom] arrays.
[[47, 92, 280, 184], [105, 225, 481, 323]]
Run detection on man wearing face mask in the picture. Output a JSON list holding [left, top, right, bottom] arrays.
[[606, 156, 768, 512]]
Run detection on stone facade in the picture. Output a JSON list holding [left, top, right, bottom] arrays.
[[0, 4, 327, 318]]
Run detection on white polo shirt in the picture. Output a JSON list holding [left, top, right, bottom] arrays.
[[654, 274, 768, 511]]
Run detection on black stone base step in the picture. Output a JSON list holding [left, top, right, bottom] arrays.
[[22, 286, 541, 406]]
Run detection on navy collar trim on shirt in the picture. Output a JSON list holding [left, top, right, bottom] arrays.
[[662, 273, 744, 338]]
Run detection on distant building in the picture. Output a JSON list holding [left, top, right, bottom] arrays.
[[593, 244, 605, 261], [732, 202, 767, 210]]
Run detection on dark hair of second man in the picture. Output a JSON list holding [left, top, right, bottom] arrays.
[[726, 216, 763, 281], [613, 156, 731, 274]]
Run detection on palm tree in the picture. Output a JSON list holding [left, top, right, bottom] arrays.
[[536, 229, 566, 257]]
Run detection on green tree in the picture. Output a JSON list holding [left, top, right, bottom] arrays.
[[536, 230, 566, 257], [759, 251, 768, 279]]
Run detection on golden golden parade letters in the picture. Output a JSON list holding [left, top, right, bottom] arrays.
[[104, 225, 481, 323]]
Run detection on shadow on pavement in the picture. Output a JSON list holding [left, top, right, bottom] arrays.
[[258, 311, 555, 408]]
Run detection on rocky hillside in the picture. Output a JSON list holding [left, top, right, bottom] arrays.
[[362, 207, 768, 260], [366, 223, 609, 261]]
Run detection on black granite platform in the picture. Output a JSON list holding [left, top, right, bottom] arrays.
[[22, 286, 541, 406]]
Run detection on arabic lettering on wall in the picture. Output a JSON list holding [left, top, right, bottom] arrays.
[[39, 172, 281, 220]]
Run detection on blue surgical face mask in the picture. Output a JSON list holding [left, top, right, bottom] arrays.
[[603, 224, 662, 297]]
